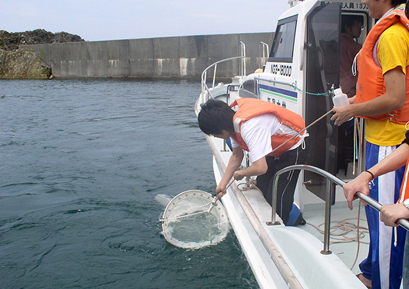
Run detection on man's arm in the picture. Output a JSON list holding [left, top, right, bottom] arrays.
[[343, 143, 409, 209], [233, 156, 268, 181], [216, 146, 244, 198], [331, 67, 406, 125]]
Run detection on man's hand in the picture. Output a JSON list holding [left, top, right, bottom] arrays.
[[343, 172, 372, 210], [380, 203, 409, 227], [216, 183, 228, 199], [331, 96, 356, 125], [233, 170, 245, 181], [331, 105, 353, 126]]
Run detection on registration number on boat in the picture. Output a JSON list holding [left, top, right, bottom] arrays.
[[271, 64, 292, 77]]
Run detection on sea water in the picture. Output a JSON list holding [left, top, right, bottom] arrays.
[[0, 79, 258, 288]]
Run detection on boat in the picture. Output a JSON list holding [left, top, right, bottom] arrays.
[[195, 0, 383, 288]]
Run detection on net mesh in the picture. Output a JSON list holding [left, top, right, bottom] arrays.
[[161, 190, 229, 249]]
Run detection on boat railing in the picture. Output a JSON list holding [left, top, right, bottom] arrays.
[[239, 41, 246, 76], [254, 75, 296, 89], [200, 42, 247, 103], [201, 55, 246, 99], [259, 42, 269, 68], [270, 164, 409, 254], [200, 56, 246, 103]]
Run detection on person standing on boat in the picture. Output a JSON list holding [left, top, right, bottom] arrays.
[[332, 1, 409, 288], [343, 130, 409, 288], [198, 98, 308, 226], [338, 15, 364, 172], [340, 14, 363, 98]]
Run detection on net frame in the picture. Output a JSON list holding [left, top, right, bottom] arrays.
[[161, 190, 229, 249]]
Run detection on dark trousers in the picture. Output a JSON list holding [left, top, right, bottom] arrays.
[[256, 142, 309, 225]]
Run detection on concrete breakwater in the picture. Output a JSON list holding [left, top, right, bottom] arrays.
[[21, 33, 274, 79]]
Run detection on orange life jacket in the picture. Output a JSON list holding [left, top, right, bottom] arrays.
[[356, 8, 409, 124], [229, 98, 305, 157]]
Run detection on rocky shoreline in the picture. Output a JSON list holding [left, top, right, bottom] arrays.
[[0, 29, 84, 79]]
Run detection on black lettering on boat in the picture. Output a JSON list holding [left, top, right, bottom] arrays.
[[279, 65, 292, 77]]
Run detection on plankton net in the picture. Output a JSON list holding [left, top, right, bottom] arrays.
[[160, 190, 229, 249]]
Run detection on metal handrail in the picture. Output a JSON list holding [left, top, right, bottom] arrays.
[[200, 41, 247, 102], [259, 41, 269, 67], [253, 75, 296, 88], [239, 41, 246, 76], [270, 164, 409, 254], [200, 56, 246, 101]]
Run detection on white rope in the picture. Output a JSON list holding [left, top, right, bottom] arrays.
[[306, 217, 368, 245]]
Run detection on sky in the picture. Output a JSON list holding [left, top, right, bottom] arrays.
[[1, 0, 290, 42]]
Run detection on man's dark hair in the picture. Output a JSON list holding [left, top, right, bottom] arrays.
[[198, 99, 235, 135], [392, 0, 406, 6], [341, 15, 363, 33]]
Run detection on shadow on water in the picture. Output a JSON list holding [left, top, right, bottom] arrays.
[[0, 79, 258, 289]]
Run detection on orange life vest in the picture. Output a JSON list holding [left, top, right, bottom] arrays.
[[229, 98, 305, 157], [356, 8, 409, 124]]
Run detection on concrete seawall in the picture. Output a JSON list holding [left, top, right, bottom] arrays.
[[21, 33, 274, 79]]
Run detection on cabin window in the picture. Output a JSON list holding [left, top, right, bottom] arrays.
[[238, 79, 258, 98], [269, 15, 297, 62], [341, 12, 368, 45]]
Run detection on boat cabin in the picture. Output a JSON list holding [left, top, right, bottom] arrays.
[[237, 0, 374, 204]]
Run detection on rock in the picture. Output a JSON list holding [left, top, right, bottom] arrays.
[[0, 29, 84, 51], [0, 29, 83, 79], [0, 49, 51, 79]]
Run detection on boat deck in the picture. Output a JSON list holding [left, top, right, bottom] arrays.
[[301, 200, 369, 275], [236, 183, 369, 289], [239, 181, 370, 273]]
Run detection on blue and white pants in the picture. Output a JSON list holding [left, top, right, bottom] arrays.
[[360, 142, 406, 289]]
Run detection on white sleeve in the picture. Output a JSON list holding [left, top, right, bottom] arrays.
[[230, 137, 239, 148]]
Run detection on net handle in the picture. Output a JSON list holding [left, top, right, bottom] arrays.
[[208, 178, 235, 212], [215, 177, 235, 202]]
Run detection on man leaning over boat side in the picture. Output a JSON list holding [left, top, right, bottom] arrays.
[[197, 98, 308, 226], [343, 130, 409, 288], [332, 0, 409, 288]]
